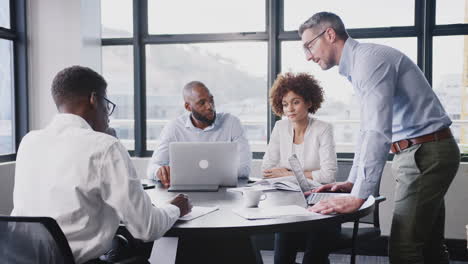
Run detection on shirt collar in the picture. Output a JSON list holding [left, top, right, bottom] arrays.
[[50, 113, 93, 130], [338, 37, 359, 80], [184, 112, 219, 131]]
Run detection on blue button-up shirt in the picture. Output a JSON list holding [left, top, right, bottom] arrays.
[[339, 38, 452, 199], [147, 112, 252, 179]]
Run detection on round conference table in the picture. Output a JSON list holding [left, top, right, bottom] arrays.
[[145, 180, 375, 264]]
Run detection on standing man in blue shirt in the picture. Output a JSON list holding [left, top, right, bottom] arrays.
[[300, 12, 460, 263]]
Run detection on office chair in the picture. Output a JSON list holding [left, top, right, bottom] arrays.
[[0, 215, 148, 264], [0, 215, 76, 264], [331, 160, 387, 264]]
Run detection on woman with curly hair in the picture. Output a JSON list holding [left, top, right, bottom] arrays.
[[262, 72, 337, 186], [264, 72, 339, 264]]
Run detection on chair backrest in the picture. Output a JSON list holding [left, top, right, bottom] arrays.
[[0, 215, 75, 264], [336, 160, 383, 226]]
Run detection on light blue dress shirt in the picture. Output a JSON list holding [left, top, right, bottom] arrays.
[[147, 112, 252, 179], [339, 38, 452, 199]]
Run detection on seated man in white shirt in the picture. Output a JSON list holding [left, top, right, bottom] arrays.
[[11, 65, 192, 264], [147, 81, 252, 187]]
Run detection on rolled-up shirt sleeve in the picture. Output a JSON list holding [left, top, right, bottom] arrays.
[[350, 60, 395, 199], [147, 124, 174, 180], [347, 128, 364, 184], [230, 116, 252, 178], [311, 124, 337, 184], [261, 122, 281, 171], [102, 142, 179, 241]]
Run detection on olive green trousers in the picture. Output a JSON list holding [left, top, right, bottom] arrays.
[[389, 137, 460, 264]]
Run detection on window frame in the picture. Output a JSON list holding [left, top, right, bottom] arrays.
[[0, 0, 28, 162], [101, 0, 468, 161]]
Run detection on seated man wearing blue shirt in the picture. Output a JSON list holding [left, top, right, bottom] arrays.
[[147, 81, 252, 187]]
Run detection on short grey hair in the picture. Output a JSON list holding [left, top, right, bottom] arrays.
[[298, 12, 348, 39], [183, 81, 208, 101]]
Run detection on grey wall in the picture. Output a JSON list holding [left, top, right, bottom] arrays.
[[0, 162, 15, 215]]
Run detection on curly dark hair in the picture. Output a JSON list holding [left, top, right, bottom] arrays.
[[269, 72, 324, 116], [51, 65, 107, 106]]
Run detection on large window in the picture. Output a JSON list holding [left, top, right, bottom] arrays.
[[0, 1, 9, 28], [0, 0, 28, 161], [100, 0, 132, 38], [0, 39, 14, 155], [102, 45, 135, 150], [148, 0, 265, 34], [284, 0, 414, 31], [145, 42, 267, 151], [100, 0, 468, 158], [433, 36, 468, 153]]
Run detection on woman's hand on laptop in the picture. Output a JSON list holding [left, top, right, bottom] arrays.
[[306, 181, 354, 195], [157, 166, 171, 188], [169, 194, 193, 217], [263, 168, 292, 178]]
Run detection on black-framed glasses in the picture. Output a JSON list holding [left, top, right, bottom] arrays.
[[101, 96, 116, 116], [303, 30, 327, 56]]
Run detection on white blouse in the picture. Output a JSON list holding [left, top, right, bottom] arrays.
[[262, 116, 337, 185]]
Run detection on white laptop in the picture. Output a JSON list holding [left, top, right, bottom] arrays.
[[288, 154, 350, 205], [168, 142, 239, 192]]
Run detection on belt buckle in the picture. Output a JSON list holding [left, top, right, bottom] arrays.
[[394, 139, 411, 154]]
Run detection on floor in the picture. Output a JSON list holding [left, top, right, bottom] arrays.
[[260, 250, 468, 264]]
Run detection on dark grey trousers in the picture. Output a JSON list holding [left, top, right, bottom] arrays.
[[389, 137, 460, 264]]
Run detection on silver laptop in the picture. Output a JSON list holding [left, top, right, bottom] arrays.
[[168, 142, 239, 192], [288, 154, 350, 205]]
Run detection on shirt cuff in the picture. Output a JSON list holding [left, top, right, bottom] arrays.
[[160, 203, 181, 219], [147, 164, 161, 180]]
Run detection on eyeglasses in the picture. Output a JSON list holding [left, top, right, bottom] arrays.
[[100, 95, 116, 116], [303, 30, 326, 56]]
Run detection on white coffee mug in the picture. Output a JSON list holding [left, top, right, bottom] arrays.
[[243, 189, 267, 208]]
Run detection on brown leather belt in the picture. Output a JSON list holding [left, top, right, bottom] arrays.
[[390, 128, 453, 154]]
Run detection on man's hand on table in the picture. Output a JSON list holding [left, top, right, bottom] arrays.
[[169, 194, 193, 217], [303, 181, 363, 214], [309, 196, 365, 214]]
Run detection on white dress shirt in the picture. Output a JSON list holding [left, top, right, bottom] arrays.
[[262, 117, 337, 186], [11, 114, 180, 264], [147, 112, 252, 179], [338, 38, 451, 198]]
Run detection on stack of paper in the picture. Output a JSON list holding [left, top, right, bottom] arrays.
[[228, 176, 301, 193]]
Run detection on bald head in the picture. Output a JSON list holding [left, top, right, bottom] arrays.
[[182, 81, 216, 128], [183, 81, 209, 102]]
